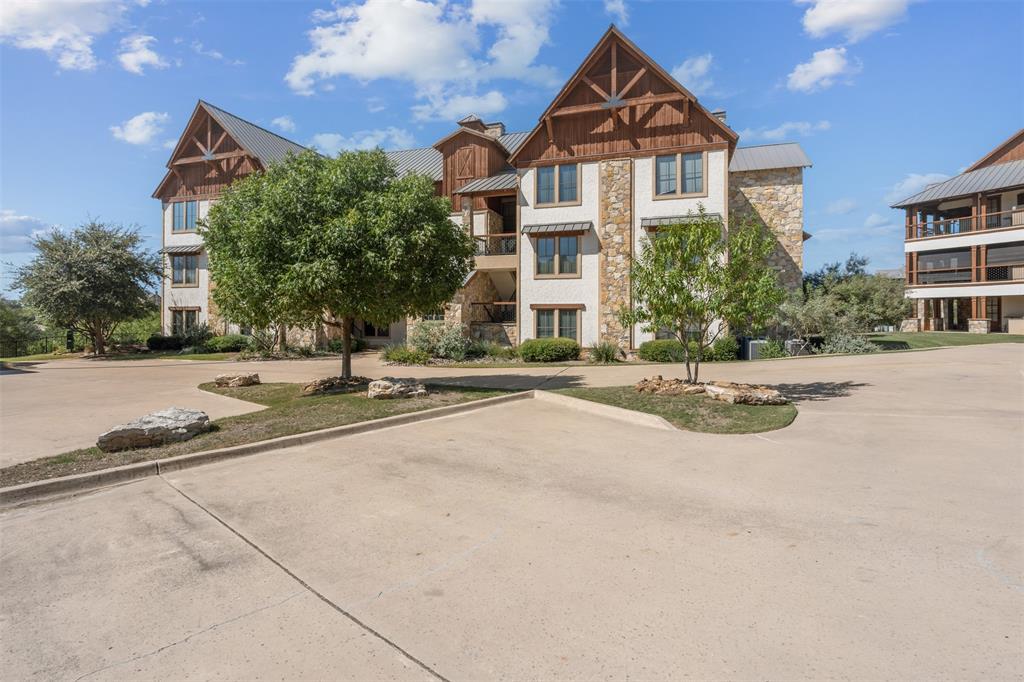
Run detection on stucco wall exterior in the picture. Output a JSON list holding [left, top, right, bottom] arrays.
[[518, 162, 601, 346]]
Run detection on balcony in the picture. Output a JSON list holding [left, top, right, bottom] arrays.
[[907, 208, 1024, 240], [471, 301, 516, 323], [474, 233, 517, 271], [909, 259, 1024, 286]]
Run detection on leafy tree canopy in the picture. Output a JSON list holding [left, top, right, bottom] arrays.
[[13, 221, 160, 354], [621, 207, 784, 383], [201, 148, 475, 377]]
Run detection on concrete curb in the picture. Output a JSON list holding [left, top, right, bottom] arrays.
[[533, 390, 677, 431], [0, 390, 532, 506]]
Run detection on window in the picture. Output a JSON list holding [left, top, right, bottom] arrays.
[[171, 309, 198, 336], [653, 152, 706, 198], [363, 321, 389, 337], [535, 164, 580, 205], [655, 155, 677, 196], [171, 254, 198, 286], [534, 308, 579, 342], [535, 235, 580, 277], [422, 309, 445, 321], [172, 200, 198, 232]]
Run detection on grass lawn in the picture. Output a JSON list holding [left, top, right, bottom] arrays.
[[0, 352, 82, 363], [0, 382, 509, 487], [556, 386, 797, 434], [868, 331, 1024, 351]]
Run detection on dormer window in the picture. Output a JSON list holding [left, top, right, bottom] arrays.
[[536, 164, 580, 206]]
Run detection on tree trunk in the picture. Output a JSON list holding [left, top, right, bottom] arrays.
[[92, 323, 106, 356], [275, 324, 287, 352], [340, 316, 353, 379]]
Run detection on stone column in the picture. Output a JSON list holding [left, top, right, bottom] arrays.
[[598, 159, 633, 349]]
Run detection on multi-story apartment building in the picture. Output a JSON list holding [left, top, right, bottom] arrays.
[[153, 26, 812, 349], [893, 129, 1024, 334]]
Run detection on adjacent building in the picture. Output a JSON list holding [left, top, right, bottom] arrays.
[[154, 26, 812, 349], [893, 129, 1024, 333]]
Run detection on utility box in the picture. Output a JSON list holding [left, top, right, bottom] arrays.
[[743, 338, 768, 360]]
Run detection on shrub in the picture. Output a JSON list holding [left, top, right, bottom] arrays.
[[588, 341, 621, 364], [179, 323, 212, 351], [710, 336, 739, 361], [328, 337, 366, 354], [758, 339, 788, 359], [205, 334, 251, 352], [638, 339, 687, 362], [409, 321, 469, 360], [466, 340, 517, 361], [818, 333, 878, 355], [518, 337, 580, 362], [111, 311, 161, 345], [146, 334, 183, 351], [381, 344, 430, 364]]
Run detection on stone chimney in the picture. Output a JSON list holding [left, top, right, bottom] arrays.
[[484, 122, 505, 138], [711, 109, 727, 124]]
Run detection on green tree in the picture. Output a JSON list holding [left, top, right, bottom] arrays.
[[621, 208, 784, 383], [202, 149, 475, 378], [13, 222, 160, 355], [0, 297, 43, 354]]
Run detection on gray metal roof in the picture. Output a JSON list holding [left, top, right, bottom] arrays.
[[730, 143, 812, 172], [891, 159, 1024, 207], [386, 147, 443, 181], [200, 100, 306, 167], [458, 170, 518, 194], [521, 221, 593, 235], [162, 244, 203, 254], [498, 131, 530, 156], [641, 213, 722, 228]]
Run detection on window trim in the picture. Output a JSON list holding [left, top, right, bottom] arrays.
[[170, 253, 200, 288], [651, 151, 708, 200], [531, 306, 581, 343], [533, 234, 582, 279], [171, 199, 200, 233], [534, 163, 582, 207], [169, 307, 200, 336]]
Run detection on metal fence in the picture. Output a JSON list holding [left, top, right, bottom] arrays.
[[1, 332, 76, 359]]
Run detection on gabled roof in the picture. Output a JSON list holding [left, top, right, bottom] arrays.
[[198, 100, 306, 166], [891, 159, 1024, 208], [730, 143, 812, 172], [965, 129, 1024, 172], [432, 125, 508, 151], [386, 130, 529, 182]]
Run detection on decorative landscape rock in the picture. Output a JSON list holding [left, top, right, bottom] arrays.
[[214, 372, 261, 388], [634, 375, 706, 396], [301, 376, 370, 396], [705, 381, 788, 405], [97, 408, 210, 452], [368, 377, 428, 400]]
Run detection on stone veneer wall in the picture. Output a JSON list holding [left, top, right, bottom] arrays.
[[598, 159, 633, 348], [728, 168, 805, 292]]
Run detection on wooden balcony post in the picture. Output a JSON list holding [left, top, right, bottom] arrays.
[[980, 245, 988, 281], [979, 194, 987, 230], [905, 207, 914, 240]]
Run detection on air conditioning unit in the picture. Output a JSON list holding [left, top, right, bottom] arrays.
[[744, 338, 768, 361]]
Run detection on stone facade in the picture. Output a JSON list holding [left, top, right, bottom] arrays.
[[729, 168, 805, 292], [900, 318, 922, 333], [598, 159, 633, 348], [470, 321, 517, 346], [968, 318, 991, 334]]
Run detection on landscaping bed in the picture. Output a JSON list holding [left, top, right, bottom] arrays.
[[0, 381, 508, 487], [556, 386, 797, 434]]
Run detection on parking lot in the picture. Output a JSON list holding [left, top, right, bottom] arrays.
[[1, 345, 1021, 679]]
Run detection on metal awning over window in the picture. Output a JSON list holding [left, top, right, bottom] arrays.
[[161, 244, 203, 254], [641, 213, 721, 230], [521, 221, 592, 235]]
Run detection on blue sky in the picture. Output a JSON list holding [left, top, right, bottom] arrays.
[[2, 0, 1022, 290]]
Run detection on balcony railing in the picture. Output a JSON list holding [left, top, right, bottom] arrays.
[[472, 301, 516, 323], [474, 233, 517, 256], [909, 208, 1024, 240], [909, 260, 1024, 285], [986, 261, 1024, 282], [915, 267, 972, 285]]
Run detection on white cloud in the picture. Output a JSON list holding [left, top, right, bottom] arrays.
[[787, 47, 859, 92], [110, 111, 170, 145], [671, 53, 714, 97], [0, 210, 52, 254], [271, 116, 296, 133], [826, 198, 858, 215], [366, 97, 387, 113], [0, 0, 128, 70], [604, 0, 628, 26], [864, 212, 893, 229], [886, 172, 949, 204], [117, 34, 168, 74], [286, 0, 559, 121], [411, 88, 508, 122], [191, 40, 244, 66], [797, 0, 911, 43], [309, 127, 415, 156], [739, 120, 831, 141]]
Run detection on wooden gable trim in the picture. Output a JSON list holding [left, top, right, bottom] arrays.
[[509, 26, 736, 167], [965, 128, 1024, 172], [432, 125, 507, 153]]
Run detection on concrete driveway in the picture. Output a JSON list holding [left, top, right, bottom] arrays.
[[2, 343, 1022, 465], [1, 344, 1021, 679]]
